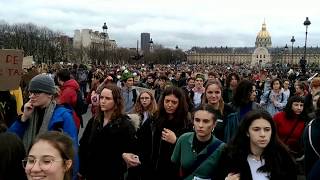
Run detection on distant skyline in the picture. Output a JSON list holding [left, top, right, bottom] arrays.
[[1, 0, 320, 50]]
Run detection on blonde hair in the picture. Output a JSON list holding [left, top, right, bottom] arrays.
[[133, 91, 157, 115], [202, 79, 225, 116]]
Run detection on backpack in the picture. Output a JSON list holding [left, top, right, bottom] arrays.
[[132, 88, 137, 103], [74, 90, 88, 127], [265, 90, 284, 104]]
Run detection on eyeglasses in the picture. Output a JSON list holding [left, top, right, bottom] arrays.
[[22, 156, 64, 171], [29, 91, 43, 97]]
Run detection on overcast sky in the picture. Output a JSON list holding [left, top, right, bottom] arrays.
[[1, 0, 319, 50]]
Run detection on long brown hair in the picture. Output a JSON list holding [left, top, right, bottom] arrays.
[[133, 91, 157, 115], [202, 79, 225, 116], [95, 83, 125, 121]]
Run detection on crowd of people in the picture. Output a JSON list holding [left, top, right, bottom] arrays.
[[1, 62, 320, 180]]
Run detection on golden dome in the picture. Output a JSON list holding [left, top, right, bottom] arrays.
[[255, 21, 272, 48], [257, 22, 271, 39]]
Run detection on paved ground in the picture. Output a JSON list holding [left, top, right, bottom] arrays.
[[78, 104, 92, 139]]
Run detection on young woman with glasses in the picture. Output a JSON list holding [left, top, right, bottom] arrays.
[[23, 131, 73, 180]]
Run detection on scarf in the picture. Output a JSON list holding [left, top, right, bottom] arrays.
[[22, 100, 56, 149]]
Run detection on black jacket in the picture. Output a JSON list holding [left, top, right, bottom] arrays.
[[215, 147, 297, 180], [79, 115, 137, 180]]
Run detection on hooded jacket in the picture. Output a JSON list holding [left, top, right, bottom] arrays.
[[59, 79, 80, 107]]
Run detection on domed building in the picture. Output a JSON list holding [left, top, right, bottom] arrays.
[[187, 21, 320, 69], [255, 21, 272, 48]]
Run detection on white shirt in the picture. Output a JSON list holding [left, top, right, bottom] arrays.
[[247, 156, 269, 180]]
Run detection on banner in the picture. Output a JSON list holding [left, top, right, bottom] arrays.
[[0, 49, 24, 90]]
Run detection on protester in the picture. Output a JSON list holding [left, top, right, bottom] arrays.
[[273, 96, 306, 159], [223, 72, 240, 103], [192, 74, 205, 108], [0, 132, 27, 180], [151, 86, 192, 179], [0, 90, 18, 128], [201, 79, 235, 142], [23, 131, 74, 180], [126, 90, 158, 180], [171, 104, 224, 180], [216, 110, 297, 180], [303, 95, 320, 177], [9, 74, 78, 150], [260, 78, 287, 116], [79, 83, 137, 180]]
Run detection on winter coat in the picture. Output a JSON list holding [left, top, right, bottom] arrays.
[[150, 116, 192, 180], [273, 111, 305, 155], [303, 117, 320, 176], [171, 132, 224, 180], [79, 115, 137, 180], [8, 105, 79, 178], [215, 147, 297, 180]]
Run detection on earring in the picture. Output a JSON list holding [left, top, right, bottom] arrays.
[[212, 128, 215, 133]]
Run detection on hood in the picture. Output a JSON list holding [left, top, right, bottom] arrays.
[[62, 79, 80, 91]]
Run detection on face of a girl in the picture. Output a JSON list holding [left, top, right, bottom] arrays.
[[25, 140, 71, 180], [140, 92, 152, 109], [99, 88, 115, 112], [249, 86, 257, 102], [291, 101, 304, 115], [205, 84, 222, 105], [272, 80, 281, 90], [248, 118, 272, 153], [164, 94, 179, 114], [194, 110, 216, 141]]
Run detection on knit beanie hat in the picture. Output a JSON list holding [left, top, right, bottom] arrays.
[[29, 74, 56, 94], [121, 70, 134, 82]]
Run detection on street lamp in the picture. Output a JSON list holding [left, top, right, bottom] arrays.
[[290, 36, 295, 65], [302, 17, 311, 73], [284, 44, 288, 64], [102, 22, 108, 64]]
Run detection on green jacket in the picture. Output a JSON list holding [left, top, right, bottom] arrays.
[[171, 132, 224, 180]]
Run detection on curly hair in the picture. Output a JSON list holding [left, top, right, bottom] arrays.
[[232, 79, 254, 107]]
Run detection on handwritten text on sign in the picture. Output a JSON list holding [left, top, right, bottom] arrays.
[[0, 49, 24, 91]]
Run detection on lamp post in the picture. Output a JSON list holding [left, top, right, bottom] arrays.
[[290, 36, 295, 65], [302, 17, 311, 74], [284, 44, 288, 64], [102, 22, 108, 65]]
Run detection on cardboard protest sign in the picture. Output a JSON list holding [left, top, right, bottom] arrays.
[[0, 49, 24, 91]]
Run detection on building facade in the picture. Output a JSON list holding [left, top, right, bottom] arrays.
[[187, 22, 320, 68], [73, 29, 117, 49], [141, 33, 150, 53]]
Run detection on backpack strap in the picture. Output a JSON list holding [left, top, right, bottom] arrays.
[[265, 90, 272, 104], [308, 120, 320, 158], [181, 138, 223, 178], [132, 88, 137, 103]]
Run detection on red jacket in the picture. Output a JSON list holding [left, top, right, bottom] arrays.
[[59, 79, 79, 107], [59, 79, 81, 130], [273, 111, 305, 153]]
